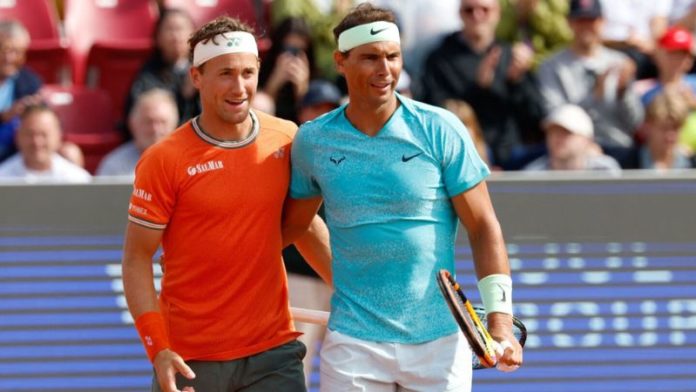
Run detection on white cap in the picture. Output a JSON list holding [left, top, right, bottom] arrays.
[[543, 104, 594, 138]]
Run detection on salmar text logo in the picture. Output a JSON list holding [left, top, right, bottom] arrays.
[[187, 160, 224, 176]]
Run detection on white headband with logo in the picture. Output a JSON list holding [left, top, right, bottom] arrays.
[[337, 21, 400, 52], [193, 31, 258, 67]]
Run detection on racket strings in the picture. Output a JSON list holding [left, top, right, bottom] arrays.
[[437, 270, 527, 370]]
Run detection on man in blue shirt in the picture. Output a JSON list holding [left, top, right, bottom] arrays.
[[0, 20, 43, 163], [283, 3, 522, 390]]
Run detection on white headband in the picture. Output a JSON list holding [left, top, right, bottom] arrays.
[[337, 21, 400, 52], [193, 31, 258, 67]]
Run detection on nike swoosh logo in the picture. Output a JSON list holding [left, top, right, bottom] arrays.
[[497, 284, 507, 302], [330, 156, 346, 165], [401, 152, 422, 162], [370, 27, 388, 35]]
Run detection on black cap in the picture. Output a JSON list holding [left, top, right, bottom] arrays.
[[301, 80, 342, 108], [569, 0, 602, 19]]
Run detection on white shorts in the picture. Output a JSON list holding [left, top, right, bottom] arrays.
[[320, 329, 472, 392]]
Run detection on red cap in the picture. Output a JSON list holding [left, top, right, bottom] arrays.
[[659, 27, 694, 53]]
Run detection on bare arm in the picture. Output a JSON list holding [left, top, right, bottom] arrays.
[[294, 214, 332, 286], [282, 196, 332, 286], [122, 222, 162, 317], [450, 181, 522, 370], [451, 181, 509, 279], [122, 222, 194, 392]]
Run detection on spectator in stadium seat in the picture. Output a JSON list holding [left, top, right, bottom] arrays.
[[121, 16, 330, 392], [641, 26, 696, 107], [420, 0, 546, 168], [0, 19, 43, 163], [0, 104, 91, 183], [259, 17, 318, 124], [625, 89, 696, 170], [125, 8, 198, 127], [524, 104, 621, 172], [96, 88, 178, 178], [636, 26, 696, 156], [537, 0, 643, 164]]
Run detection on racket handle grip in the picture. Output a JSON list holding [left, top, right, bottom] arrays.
[[290, 307, 330, 326], [493, 339, 519, 372]]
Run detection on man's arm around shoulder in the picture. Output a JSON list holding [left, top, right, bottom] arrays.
[[282, 196, 332, 286]]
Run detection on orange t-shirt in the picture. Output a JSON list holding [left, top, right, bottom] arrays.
[[128, 110, 301, 360]]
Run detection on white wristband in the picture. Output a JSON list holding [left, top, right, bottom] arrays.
[[477, 274, 513, 315]]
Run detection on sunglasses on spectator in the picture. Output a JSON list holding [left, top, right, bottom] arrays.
[[462, 6, 491, 15]]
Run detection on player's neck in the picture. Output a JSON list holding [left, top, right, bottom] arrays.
[[345, 95, 399, 137], [197, 111, 253, 142]]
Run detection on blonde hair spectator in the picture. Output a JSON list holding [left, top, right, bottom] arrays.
[[443, 99, 491, 166], [629, 87, 696, 170], [645, 87, 691, 126]]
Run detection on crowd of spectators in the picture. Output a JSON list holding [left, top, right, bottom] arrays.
[[1, 0, 695, 183]]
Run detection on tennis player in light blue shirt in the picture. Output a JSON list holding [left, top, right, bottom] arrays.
[[283, 3, 522, 390], [292, 93, 489, 343]]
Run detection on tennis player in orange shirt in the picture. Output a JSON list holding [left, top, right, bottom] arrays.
[[121, 16, 331, 392]]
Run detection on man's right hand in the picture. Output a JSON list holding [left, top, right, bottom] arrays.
[[476, 46, 502, 89], [154, 349, 196, 392], [2, 94, 43, 122]]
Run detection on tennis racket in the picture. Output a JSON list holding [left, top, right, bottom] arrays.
[[436, 269, 527, 369]]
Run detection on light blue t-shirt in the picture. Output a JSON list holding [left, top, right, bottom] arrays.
[[291, 95, 490, 343], [0, 76, 16, 112], [641, 75, 696, 106]]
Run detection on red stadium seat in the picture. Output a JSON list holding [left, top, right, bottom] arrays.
[[41, 85, 124, 173], [26, 40, 71, 85], [63, 0, 159, 85], [0, 0, 62, 41], [163, 0, 257, 27], [0, 0, 71, 84], [85, 40, 152, 122], [163, 0, 270, 51]]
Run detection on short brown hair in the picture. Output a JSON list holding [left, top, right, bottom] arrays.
[[20, 103, 55, 122], [332, 3, 397, 48], [646, 88, 691, 126], [188, 16, 256, 68]]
